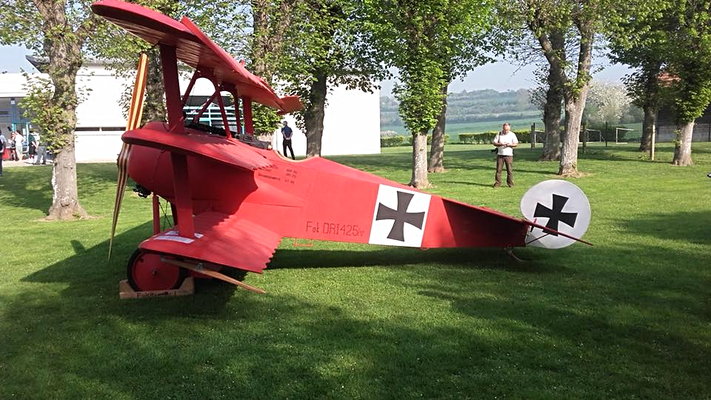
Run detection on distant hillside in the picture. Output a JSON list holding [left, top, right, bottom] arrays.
[[381, 89, 541, 127]]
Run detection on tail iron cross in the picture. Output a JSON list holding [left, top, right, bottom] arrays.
[[533, 194, 578, 235], [521, 180, 591, 249]]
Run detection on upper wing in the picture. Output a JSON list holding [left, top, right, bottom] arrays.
[[139, 211, 282, 274], [91, 0, 303, 113]]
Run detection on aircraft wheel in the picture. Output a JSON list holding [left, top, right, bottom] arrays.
[[127, 249, 186, 292]]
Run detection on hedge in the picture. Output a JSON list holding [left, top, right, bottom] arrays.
[[380, 131, 535, 146], [380, 136, 406, 147], [380, 134, 450, 147], [458, 130, 531, 144]]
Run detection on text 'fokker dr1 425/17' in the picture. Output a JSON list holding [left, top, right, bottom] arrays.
[[94, 0, 592, 295]]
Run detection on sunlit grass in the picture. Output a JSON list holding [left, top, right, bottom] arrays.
[[1, 142, 710, 398]]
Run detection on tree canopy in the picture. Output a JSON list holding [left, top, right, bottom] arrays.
[[364, 0, 498, 186]]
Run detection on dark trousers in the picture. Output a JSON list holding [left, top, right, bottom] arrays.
[[0, 154, 3, 176], [283, 139, 294, 160], [495, 155, 514, 186]]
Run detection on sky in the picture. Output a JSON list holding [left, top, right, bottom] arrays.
[[380, 58, 633, 96], [1, 44, 632, 94]]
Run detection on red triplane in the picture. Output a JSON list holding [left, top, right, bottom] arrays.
[[94, 0, 591, 294]]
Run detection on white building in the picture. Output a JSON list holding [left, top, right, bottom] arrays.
[[0, 60, 380, 162]]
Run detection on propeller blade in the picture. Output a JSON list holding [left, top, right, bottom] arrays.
[[109, 53, 149, 260]]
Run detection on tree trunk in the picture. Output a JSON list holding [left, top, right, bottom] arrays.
[[410, 133, 430, 188], [639, 105, 656, 152], [672, 121, 694, 166], [48, 142, 87, 220], [540, 82, 563, 161], [305, 70, 327, 157], [559, 87, 589, 176], [558, 21, 593, 176], [428, 82, 449, 173], [142, 47, 166, 123], [39, 0, 91, 220], [540, 30, 564, 161]]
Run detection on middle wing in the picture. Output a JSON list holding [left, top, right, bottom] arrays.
[[139, 211, 282, 274], [123, 122, 274, 171]]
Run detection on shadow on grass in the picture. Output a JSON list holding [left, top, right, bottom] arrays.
[[4, 240, 710, 398], [0, 163, 118, 214], [0, 165, 53, 213], [269, 246, 567, 275], [621, 210, 711, 245], [22, 218, 561, 299]]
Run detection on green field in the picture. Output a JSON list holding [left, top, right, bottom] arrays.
[[1, 142, 710, 398]]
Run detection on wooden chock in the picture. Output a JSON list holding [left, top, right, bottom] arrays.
[[119, 276, 195, 299]]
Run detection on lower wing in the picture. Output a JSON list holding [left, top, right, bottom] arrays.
[[139, 211, 282, 274]]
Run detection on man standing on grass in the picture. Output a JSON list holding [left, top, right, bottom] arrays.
[[281, 121, 295, 160], [492, 122, 518, 188]]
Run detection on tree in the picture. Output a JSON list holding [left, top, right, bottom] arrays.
[[1, 0, 97, 220], [538, 30, 566, 161], [664, 0, 711, 166], [427, 10, 495, 173], [365, 0, 495, 187], [279, 0, 384, 157], [606, 1, 668, 152], [249, 0, 297, 136], [519, 0, 606, 176], [585, 81, 631, 125], [624, 64, 664, 152], [502, 15, 566, 162]]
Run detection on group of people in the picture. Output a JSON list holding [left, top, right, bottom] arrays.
[[0, 127, 48, 177]]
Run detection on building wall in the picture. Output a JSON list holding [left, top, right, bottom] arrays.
[[1, 63, 380, 162], [656, 104, 711, 142], [657, 123, 711, 143], [272, 85, 381, 157]]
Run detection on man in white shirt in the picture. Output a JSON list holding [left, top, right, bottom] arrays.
[[14, 130, 25, 162], [492, 122, 518, 188]]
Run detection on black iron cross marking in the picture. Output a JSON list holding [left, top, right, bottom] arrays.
[[534, 194, 577, 236], [376, 191, 425, 241]]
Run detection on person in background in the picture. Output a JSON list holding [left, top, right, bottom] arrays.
[[492, 122, 518, 188], [9, 131, 17, 161], [34, 131, 47, 165], [28, 130, 37, 163], [13, 130, 25, 162], [281, 121, 295, 160], [0, 128, 6, 177]]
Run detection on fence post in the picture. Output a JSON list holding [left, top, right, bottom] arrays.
[[582, 123, 587, 154], [531, 123, 536, 148], [650, 123, 656, 161]]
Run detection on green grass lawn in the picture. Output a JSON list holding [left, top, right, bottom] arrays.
[[1, 142, 710, 399]]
